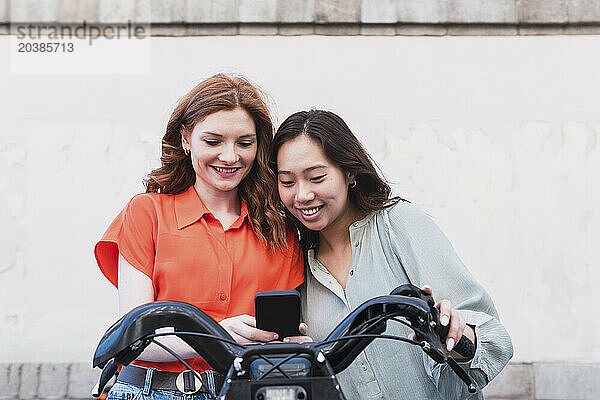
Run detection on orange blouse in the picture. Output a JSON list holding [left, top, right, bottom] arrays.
[[94, 185, 304, 372]]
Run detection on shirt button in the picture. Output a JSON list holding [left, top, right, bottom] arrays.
[[354, 241, 359, 247], [352, 222, 359, 227], [220, 293, 227, 301], [349, 270, 354, 276], [361, 363, 368, 371]]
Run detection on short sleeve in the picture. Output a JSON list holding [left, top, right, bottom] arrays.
[[94, 194, 157, 288]]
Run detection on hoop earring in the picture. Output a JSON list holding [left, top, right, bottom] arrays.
[[184, 148, 190, 156], [349, 180, 357, 188]]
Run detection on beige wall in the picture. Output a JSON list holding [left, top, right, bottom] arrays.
[[1, 34, 599, 364]]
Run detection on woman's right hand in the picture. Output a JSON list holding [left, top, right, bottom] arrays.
[[219, 314, 279, 344]]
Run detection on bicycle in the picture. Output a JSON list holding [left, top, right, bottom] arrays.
[[92, 284, 477, 400]]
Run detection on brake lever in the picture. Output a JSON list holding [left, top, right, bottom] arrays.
[[92, 359, 118, 398], [390, 284, 475, 359], [447, 357, 478, 393], [92, 336, 151, 398], [389, 284, 442, 347], [390, 284, 477, 393]]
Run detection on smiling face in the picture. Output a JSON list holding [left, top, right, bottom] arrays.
[[182, 107, 257, 195], [277, 135, 354, 232]]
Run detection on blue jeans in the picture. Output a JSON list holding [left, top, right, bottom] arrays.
[[107, 368, 217, 400]]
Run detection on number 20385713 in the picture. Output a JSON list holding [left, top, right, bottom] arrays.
[[18, 42, 74, 53]]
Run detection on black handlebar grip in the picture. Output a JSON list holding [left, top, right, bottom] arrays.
[[453, 335, 476, 360], [92, 359, 118, 398], [438, 321, 476, 360]]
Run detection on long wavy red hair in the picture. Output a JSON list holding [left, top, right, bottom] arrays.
[[145, 74, 288, 250]]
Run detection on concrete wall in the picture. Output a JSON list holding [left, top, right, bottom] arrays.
[[2, 1, 600, 399], [1, 34, 599, 398], [3, 0, 600, 36]]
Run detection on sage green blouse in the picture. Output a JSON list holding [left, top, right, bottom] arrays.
[[302, 201, 513, 399]]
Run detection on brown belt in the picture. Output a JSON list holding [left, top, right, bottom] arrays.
[[117, 365, 225, 395]]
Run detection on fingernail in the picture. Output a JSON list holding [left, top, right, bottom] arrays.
[[447, 338, 455, 352], [273, 334, 279, 340], [408, 333, 415, 341], [441, 315, 449, 326], [283, 338, 289, 342]]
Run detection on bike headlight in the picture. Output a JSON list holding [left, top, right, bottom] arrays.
[[255, 385, 307, 400]]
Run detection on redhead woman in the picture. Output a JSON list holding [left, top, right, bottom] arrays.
[[271, 110, 513, 400], [94, 75, 307, 400]]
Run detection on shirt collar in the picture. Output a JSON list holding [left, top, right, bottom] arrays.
[[349, 210, 377, 230], [230, 198, 251, 230], [175, 186, 250, 230], [306, 249, 347, 303]]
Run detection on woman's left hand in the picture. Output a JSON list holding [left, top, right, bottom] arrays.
[[413, 286, 476, 358]]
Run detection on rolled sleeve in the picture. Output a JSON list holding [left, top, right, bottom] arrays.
[[387, 203, 513, 398], [423, 310, 514, 399]]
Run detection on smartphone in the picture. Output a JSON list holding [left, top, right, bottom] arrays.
[[255, 290, 301, 339]]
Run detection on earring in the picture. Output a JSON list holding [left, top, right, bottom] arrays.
[[349, 180, 357, 188], [184, 148, 190, 156]]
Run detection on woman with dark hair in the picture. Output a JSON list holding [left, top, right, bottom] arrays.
[[94, 74, 307, 400], [272, 109, 513, 399]]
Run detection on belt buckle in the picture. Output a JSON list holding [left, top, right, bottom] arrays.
[[175, 370, 202, 394]]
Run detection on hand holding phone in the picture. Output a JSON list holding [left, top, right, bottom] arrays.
[[255, 290, 301, 339], [219, 314, 279, 344]]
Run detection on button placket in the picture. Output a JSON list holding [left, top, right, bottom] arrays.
[[202, 218, 231, 309], [348, 228, 359, 284]]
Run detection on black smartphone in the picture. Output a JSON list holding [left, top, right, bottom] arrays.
[[255, 290, 301, 339]]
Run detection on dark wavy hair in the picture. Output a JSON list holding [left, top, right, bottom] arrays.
[[145, 74, 288, 250], [271, 109, 407, 251]]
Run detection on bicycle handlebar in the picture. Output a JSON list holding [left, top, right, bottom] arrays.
[[389, 284, 476, 360], [92, 301, 240, 375], [321, 294, 433, 372], [93, 284, 477, 396]]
